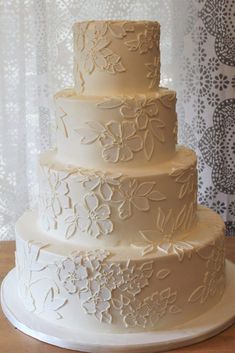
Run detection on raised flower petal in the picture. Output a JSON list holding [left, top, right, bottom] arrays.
[[62, 258, 76, 275], [100, 134, 115, 146], [106, 120, 122, 139], [90, 279, 100, 294], [64, 279, 77, 294], [139, 40, 149, 54], [98, 219, 113, 235], [95, 22, 108, 36], [58, 267, 71, 282], [126, 134, 143, 152], [150, 118, 165, 142], [83, 299, 96, 314], [97, 300, 110, 313], [94, 53, 107, 70], [99, 287, 112, 301], [122, 121, 136, 139], [76, 265, 88, 280], [84, 176, 100, 190], [77, 215, 91, 232], [95, 37, 110, 51], [84, 193, 99, 212], [100, 182, 113, 201], [132, 196, 150, 211], [77, 278, 88, 292], [118, 199, 131, 220], [52, 197, 61, 216], [124, 314, 136, 327], [76, 203, 89, 218], [136, 314, 147, 327], [119, 177, 134, 195], [76, 34, 85, 52], [89, 220, 100, 238], [146, 101, 158, 116], [119, 145, 133, 161], [100, 47, 113, 57], [120, 100, 137, 118], [84, 54, 95, 74], [136, 112, 148, 130], [65, 222, 77, 239], [96, 204, 111, 219], [102, 144, 120, 163]]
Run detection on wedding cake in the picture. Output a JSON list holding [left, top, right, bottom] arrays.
[[14, 20, 226, 334]]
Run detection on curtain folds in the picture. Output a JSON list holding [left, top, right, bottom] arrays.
[[0, 0, 234, 240]]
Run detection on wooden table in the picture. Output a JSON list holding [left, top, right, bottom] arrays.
[[1, 239, 235, 353]]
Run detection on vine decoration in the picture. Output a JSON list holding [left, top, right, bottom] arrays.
[[131, 203, 196, 261], [74, 21, 136, 77], [16, 240, 67, 319], [170, 165, 197, 200], [125, 23, 160, 54], [188, 236, 225, 304]]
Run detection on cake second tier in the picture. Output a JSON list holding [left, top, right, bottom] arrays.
[[55, 88, 177, 169], [38, 146, 197, 248]]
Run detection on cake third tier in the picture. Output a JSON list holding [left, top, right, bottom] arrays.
[[38, 147, 197, 248], [55, 88, 177, 169]]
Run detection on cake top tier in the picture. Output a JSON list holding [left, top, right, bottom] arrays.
[[73, 20, 161, 96]]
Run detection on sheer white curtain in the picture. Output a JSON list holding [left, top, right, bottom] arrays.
[[0, 0, 234, 240]]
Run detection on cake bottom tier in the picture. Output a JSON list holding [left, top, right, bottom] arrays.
[[15, 206, 226, 334]]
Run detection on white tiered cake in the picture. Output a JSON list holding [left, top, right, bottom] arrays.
[[3, 20, 234, 350]]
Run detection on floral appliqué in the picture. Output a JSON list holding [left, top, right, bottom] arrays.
[[117, 178, 166, 220], [122, 288, 181, 328], [145, 56, 160, 89], [56, 106, 69, 138], [75, 169, 122, 201], [39, 167, 71, 231], [75, 120, 143, 163], [120, 95, 165, 160], [132, 204, 196, 261], [74, 21, 135, 76], [125, 23, 160, 54], [64, 193, 113, 239], [170, 165, 197, 199], [57, 249, 154, 325], [188, 236, 225, 304], [16, 241, 67, 319]]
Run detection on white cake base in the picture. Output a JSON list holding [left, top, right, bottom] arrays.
[[1, 261, 235, 353]]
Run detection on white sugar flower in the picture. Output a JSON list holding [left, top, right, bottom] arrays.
[[58, 257, 88, 294], [118, 178, 166, 219], [145, 56, 160, 89], [47, 170, 70, 216], [77, 193, 113, 238], [120, 95, 158, 130], [100, 121, 143, 163], [78, 171, 121, 201], [122, 298, 149, 328]]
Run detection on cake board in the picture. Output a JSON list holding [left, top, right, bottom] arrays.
[[1, 261, 235, 353]]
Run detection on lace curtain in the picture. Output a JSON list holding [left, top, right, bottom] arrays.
[[0, 0, 234, 240]]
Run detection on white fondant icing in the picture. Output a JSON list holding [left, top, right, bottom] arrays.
[[10, 20, 228, 340]]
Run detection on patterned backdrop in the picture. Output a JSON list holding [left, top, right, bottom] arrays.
[[0, 0, 234, 240]]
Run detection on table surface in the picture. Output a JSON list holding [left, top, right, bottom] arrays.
[[0, 239, 235, 353]]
